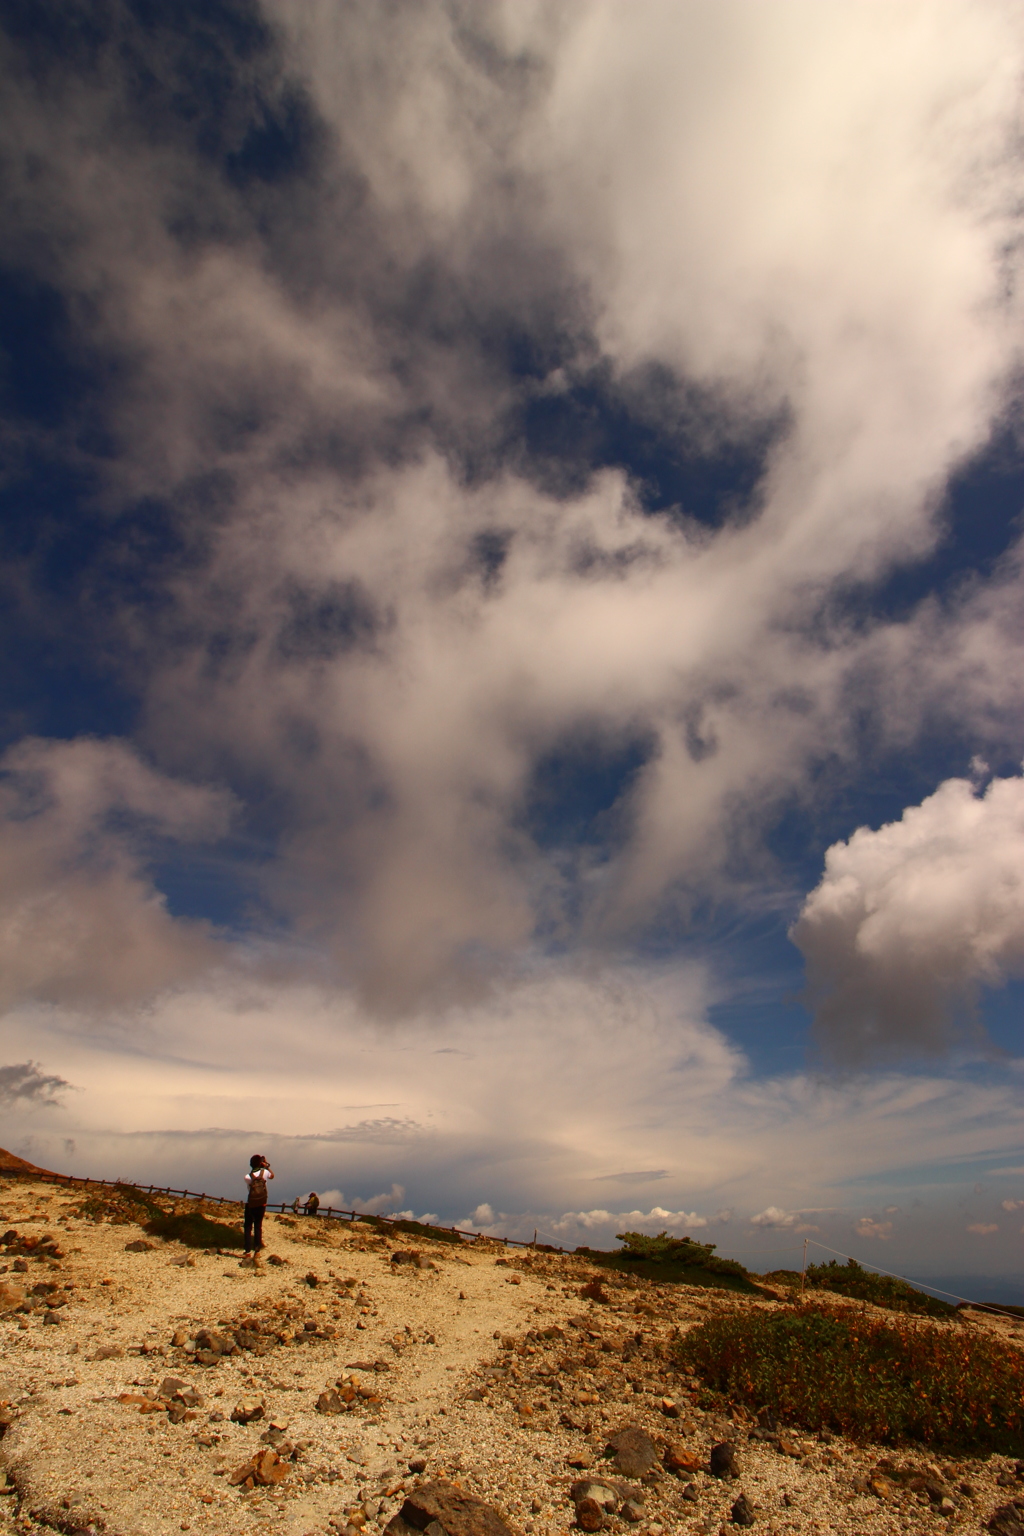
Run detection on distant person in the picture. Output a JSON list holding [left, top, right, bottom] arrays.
[[303, 1191, 320, 1217], [243, 1153, 274, 1258]]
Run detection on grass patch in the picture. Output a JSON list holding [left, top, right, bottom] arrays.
[[71, 1184, 161, 1225], [796, 1259, 958, 1319], [679, 1303, 1024, 1454], [351, 1213, 464, 1247], [71, 1182, 244, 1249], [589, 1255, 761, 1293], [384, 1217, 465, 1247]]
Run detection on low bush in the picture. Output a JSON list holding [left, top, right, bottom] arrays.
[[71, 1183, 245, 1248], [573, 1231, 762, 1294], [801, 1258, 957, 1319], [616, 1230, 749, 1280], [144, 1208, 244, 1249], [679, 1303, 1024, 1454]]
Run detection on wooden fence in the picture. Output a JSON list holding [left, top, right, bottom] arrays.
[[3, 1168, 559, 1250]]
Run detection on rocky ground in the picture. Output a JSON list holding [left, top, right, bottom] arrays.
[[1, 1176, 1022, 1536]]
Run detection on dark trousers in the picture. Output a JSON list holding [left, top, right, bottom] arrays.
[[244, 1203, 265, 1252]]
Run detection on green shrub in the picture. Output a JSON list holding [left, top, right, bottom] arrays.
[[572, 1232, 761, 1294], [679, 1303, 1024, 1453], [575, 1231, 764, 1294], [616, 1230, 748, 1280], [801, 1259, 957, 1319]]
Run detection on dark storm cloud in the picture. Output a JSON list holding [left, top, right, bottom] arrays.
[[0, 1060, 73, 1107]]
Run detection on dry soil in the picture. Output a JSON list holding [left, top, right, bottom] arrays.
[[0, 1178, 1021, 1536]]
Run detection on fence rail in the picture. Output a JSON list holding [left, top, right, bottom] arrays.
[[1, 1167, 559, 1250]]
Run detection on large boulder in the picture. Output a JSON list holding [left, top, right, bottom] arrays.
[[710, 1442, 740, 1479], [228, 1448, 289, 1489], [569, 1481, 624, 1512], [0, 1282, 24, 1312], [230, 1397, 265, 1425], [385, 1479, 515, 1536], [194, 1327, 233, 1355], [731, 1492, 756, 1526], [990, 1504, 1024, 1536], [664, 1442, 702, 1474], [604, 1427, 659, 1478]]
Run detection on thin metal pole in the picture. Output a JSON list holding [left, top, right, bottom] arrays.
[[800, 1237, 808, 1296]]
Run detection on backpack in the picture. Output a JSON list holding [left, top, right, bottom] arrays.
[[247, 1169, 268, 1206]]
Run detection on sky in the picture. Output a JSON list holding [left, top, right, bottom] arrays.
[[2, 0, 1024, 1297]]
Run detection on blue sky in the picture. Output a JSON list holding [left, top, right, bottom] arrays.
[[2, 0, 1024, 1290]]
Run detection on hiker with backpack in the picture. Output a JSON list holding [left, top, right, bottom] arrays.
[[243, 1153, 274, 1258]]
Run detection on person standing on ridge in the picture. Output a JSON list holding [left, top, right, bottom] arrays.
[[243, 1153, 274, 1260], [303, 1190, 320, 1217]]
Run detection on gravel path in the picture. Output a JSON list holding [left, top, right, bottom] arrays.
[[0, 1178, 1021, 1536]]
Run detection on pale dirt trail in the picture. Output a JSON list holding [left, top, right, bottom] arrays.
[[0, 1179, 1020, 1536]]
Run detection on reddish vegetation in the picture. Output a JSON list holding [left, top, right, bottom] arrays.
[[681, 1303, 1024, 1453]]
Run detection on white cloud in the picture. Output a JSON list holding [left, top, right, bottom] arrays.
[[793, 772, 1024, 1060], [160, 3, 1024, 1005], [1001, 1198, 1024, 1212], [750, 1207, 818, 1233], [389, 1211, 440, 1226], [346, 1184, 407, 1216], [1, 4, 1022, 1017], [751, 1206, 797, 1228], [0, 739, 234, 1011], [855, 1218, 893, 1240], [548, 1208, 710, 1248], [967, 1222, 999, 1235]]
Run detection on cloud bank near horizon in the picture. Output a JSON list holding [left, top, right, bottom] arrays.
[[4, 963, 1024, 1272]]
